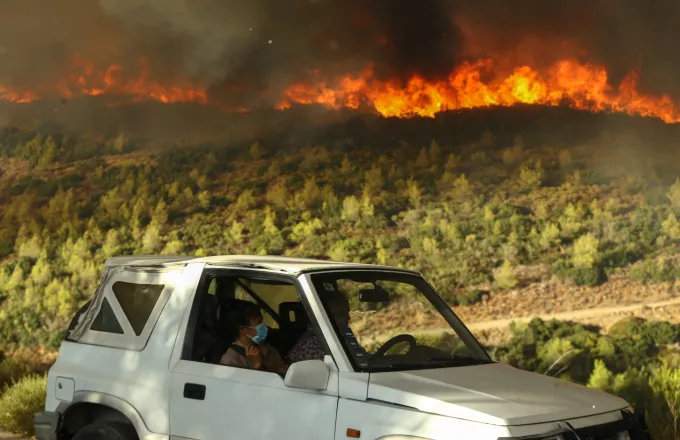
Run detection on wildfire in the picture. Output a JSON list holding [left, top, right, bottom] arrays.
[[2, 54, 680, 124], [277, 59, 680, 123], [0, 55, 208, 106]]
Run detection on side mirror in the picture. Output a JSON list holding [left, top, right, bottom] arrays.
[[283, 360, 330, 391]]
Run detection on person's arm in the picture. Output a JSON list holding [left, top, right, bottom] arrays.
[[220, 347, 260, 369], [261, 344, 288, 374]]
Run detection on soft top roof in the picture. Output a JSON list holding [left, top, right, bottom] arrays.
[[103, 254, 419, 275]]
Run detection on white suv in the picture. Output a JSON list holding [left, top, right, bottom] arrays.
[[34, 255, 648, 440]]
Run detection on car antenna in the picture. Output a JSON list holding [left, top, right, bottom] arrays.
[[391, 216, 431, 273]]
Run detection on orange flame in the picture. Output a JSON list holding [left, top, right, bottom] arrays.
[[0, 54, 208, 105], [278, 59, 680, 123], [1, 54, 680, 124]]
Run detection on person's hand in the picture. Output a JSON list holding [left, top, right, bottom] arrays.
[[246, 345, 262, 369]]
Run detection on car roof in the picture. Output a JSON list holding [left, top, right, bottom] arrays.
[[104, 254, 419, 275]]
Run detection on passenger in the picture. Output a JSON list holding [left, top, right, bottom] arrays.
[[287, 291, 351, 363], [220, 301, 288, 374]]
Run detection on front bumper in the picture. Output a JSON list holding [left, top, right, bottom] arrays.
[[33, 411, 60, 440]]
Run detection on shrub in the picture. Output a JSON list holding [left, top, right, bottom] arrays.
[[0, 358, 32, 391], [572, 266, 606, 286], [629, 257, 680, 283], [646, 362, 680, 440], [452, 289, 485, 306], [0, 374, 47, 436], [493, 260, 518, 290]]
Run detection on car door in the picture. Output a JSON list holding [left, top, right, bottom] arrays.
[[168, 268, 339, 440]]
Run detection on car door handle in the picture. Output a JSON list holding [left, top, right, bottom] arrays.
[[183, 383, 206, 400]]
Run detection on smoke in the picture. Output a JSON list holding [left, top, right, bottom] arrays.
[[0, 0, 679, 102], [450, 0, 680, 96]]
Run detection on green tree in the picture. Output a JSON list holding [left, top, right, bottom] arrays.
[[587, 359, 613, 391], [494, 259, 518, 290], [668, 178, 680, 211], [341, 196, 361, 222], [648, 362, 680, 440], [428, 139, 442, 163], [37, 136, 57, 168], [415, 147, 429, 168], [572, 234, 600, 269], [102, 229, 121, 258], [142, 221, 162, 253], [662, 214, 680, 240], [518, 159, 544, 191], [249, 142, 266, 160], [266, 180, 289, 209]]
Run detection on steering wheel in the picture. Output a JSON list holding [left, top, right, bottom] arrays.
[[373, 334, 417, 357]]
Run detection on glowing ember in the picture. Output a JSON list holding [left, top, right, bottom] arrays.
[[278, 59, 680, 123]]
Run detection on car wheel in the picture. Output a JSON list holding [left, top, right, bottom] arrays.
[[72, 422, 138, 440]]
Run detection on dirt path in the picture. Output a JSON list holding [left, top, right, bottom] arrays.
[[466, 296, 680, 331]]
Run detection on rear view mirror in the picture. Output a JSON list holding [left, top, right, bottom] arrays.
[[284, 360, 330, 391], [359, 286, 390, 303]]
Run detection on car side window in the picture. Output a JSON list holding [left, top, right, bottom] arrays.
[[184, 271, 318, 373], [234, 280, 300, 329]]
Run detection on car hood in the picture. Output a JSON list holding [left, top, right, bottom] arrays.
[[367, 362, 628, 426]]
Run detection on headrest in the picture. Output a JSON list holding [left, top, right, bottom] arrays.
[[199, 294, 218, 323], [279, 302, 308, 327]]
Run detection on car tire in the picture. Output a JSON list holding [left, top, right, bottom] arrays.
[[72, 422, 138, 440]]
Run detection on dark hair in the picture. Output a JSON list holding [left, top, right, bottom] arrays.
[[225, 300, 262, 341], [323, 290, 349, 310]]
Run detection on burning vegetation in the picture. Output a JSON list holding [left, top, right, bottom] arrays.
[[2, 0, 680, 124]]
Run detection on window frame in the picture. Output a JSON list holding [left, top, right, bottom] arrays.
[[72, 268, 176, 351], [306, 268, 492, 373], [180, 267, 333, 364]]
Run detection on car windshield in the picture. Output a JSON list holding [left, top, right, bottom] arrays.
[[310, 270, 492, 372]]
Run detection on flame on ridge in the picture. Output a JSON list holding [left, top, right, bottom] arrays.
[[277, 59, 680, 123], [1, 54, 680, 124], [0, 55, 208, 105]]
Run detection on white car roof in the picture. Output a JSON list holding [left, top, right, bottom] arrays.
[[104, 254, 419, 275]]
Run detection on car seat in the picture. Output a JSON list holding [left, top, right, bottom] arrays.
[[278, 302, 310, 355]]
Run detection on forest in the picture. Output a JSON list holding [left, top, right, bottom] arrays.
[[0, 120, 679, 438]]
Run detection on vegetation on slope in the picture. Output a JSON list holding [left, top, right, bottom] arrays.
[[2, 126, 680, 347], [1, 124, 680, 436]]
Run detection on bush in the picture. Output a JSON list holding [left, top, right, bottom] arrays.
[[553, 258, 606, 286], [0, 358, 32, 391], [452, 289, 486, 306], [569, 265, 606, 286], [629, 257, 680, 283], [0, 374, 47, 436]]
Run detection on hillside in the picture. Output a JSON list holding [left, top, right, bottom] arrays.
[[2, 119, 680, 346], [1, 118, 680, 438]]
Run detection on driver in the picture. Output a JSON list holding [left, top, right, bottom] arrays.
[[287, 290, 351, 363]]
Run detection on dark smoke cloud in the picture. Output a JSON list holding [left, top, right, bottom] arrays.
[[451, 0, 680, 95], [1, 0, 680, 102]]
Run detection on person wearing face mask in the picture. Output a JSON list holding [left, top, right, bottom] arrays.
[[220, 300, 288, 374]]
